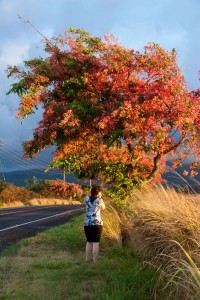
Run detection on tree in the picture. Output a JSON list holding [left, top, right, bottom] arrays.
[[7, 28, 200, 198]]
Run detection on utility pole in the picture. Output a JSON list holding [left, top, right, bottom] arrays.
[[0, 141, 6, 182], [63, 169, 66, 182]]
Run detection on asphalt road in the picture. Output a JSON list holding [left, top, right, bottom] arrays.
[[0, 205, 85, 252]]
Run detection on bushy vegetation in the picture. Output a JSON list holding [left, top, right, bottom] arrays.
[[102, 185, 200, 299], [0, 178, 83, 207], [26, 177, 83, 200], [48, 180, 83, 199], [25, 176, 49, 193], [0, 184, 40, 206]]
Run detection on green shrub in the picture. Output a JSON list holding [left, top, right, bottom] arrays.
[[0, 179, 7, 192], [26, 177, 84, 199], [25, 176, 50, 192]]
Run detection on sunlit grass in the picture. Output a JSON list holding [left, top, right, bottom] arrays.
[[123, 185, 200, 299], [1, 184, 199, 299], [100, 184, 200, 299], [0, 215, 162, 300]]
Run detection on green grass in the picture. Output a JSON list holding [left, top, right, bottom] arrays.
[[0, 215, 164, 300]]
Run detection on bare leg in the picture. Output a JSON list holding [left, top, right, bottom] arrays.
[[92, 242, 99, 263], [85, 242, 93, 261]]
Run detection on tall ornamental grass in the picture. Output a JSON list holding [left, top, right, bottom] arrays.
[[103, 185, 200, 299]]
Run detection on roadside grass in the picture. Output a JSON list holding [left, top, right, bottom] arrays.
[[1, 185, 199, 299], [125, 185, 200, 299], [0, 215, 164, 300]]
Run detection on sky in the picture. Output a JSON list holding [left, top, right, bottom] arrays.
[[0, 0, 199, 171]]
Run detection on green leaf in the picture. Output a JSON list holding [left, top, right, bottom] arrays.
[[6, 82, 27, 96]]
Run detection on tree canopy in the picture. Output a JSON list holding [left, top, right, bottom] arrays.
[[7, 28, 200, 198]]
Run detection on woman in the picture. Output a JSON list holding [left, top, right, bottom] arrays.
[[84, 185, 105, 262]]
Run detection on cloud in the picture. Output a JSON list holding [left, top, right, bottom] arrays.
[[0, 102, 42, 144], [0, 42, 30, 68], [0, 0, 199, 170]]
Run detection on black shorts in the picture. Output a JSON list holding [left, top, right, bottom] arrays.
[[84, 225, 103, 243]]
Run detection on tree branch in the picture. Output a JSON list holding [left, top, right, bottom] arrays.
[[17, 15, 55, 48], [146, 152, 161, 181], [146, 133, 187, 182]]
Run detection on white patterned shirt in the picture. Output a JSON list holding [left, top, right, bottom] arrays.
[[84, 195, 103, 226]]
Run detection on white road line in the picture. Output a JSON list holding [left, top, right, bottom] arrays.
[[0, 208, 85, 232], [0, 206, 52, 216]]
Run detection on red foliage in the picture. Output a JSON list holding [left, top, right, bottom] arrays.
[[6, 28, 200, 188], [49, 180, 83, 199]]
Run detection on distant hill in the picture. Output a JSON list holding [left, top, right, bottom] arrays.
[[1, 164, 200, 191], [1, 169, 89, 187], [163, 163, 200, 192]]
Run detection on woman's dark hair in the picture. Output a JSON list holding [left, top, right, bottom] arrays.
[[90, 185, 101, 203], [91, 185, 101, 196]]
